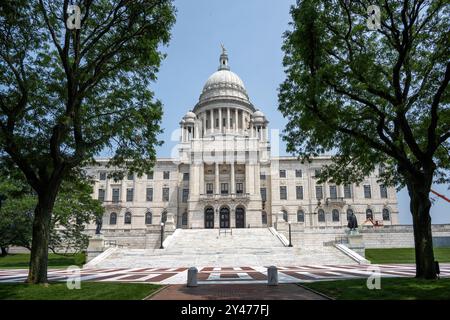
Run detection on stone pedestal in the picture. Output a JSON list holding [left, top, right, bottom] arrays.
[[165, 212, 176, 232], [86, 235, 104, 262], [347, 233, 366, 257]]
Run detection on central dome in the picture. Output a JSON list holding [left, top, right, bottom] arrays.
[[198, 48, 250, 104]]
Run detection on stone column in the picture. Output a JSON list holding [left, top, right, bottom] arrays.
[[202, 114, 206, 137], [199, 162, 204, 195], [235, 109, 239, 132], [219, 108, 222, 132], [181, 126, 184, 142], [215, 162, 219, 195], [227, 108, 230, 132], [241, 111, 245, 132], [210, 109, 214, 134], [231, 162, 235, 194]]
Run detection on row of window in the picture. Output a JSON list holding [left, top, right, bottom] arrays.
[[205, 182, 244, 194], [99, 171, 185, 181], [109, 211, 168, 225], [98, 188, 190, 203], [279, 208, 391, 223], [272, 184, 388, 201]]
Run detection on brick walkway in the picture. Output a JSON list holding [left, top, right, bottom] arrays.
[[1, 264, 449, 284], [148, 283, 327, 300]]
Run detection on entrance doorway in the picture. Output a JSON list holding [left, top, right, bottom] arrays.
[[220, 207, 230, 228], [204, 207, 214, 228], [235, 207, 245, 228]]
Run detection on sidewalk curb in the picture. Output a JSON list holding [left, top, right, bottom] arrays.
[[143, 285, 170, 300], [295, 283, 335, 300]]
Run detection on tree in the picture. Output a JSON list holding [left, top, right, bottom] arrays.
[[279, 0, 449, 279], [0, 0, 175, 283], [0, 168, 104, 256]]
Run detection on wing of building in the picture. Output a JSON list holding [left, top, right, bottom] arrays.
[[85, 49, 398, 246]]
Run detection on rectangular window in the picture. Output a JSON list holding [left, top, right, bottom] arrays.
[[98, 189, 105, 202], [215, 118, 219, 127], [221, 183, 229, 195], [280, 186, 287, 200], [99, 172, 107, 180], [206, 183, 213, 194], [162, 187, 169, 201], [183, 173, 189, 181], [146, 188, 153, 202], [147, 172, 153, 180], [126, 188, 134, 202], [314, 169, 321, 177], [112, 188, 120, 203], [364, 185, 372, 198], [295, 169, 302, 178], [260, 173, 266, 180], [316, 186, 323, 200], [296, 186, 303, 200], [329, 185, 337, 199], [261, 188, 267, 201], [344, 184, 352, 198], [127, 173, 134, 181], [279, 170, 286, 178], [163, 171, 170, 180], [236, 183, 243, 194], [380, 185, 388, 198], [182, 189, 189, 202]]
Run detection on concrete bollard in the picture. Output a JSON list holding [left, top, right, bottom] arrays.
[[267, 266, 278, 286], [187, 267, 198, 287]]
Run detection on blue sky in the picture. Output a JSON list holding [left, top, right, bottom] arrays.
[[150, 0, 449, 224]]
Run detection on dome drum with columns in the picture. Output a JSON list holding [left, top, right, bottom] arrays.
[[180, 47, 268, 142]]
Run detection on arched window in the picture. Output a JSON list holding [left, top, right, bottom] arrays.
[[145, 212, 152, 225], [382, 208, 390, 221], [109, 212, 117, 225], [161, 211, 167, 224], [261, 211, 268, 224], [124, 212, 132, 224], [318, 209, 325, 222], [332, 209, 340, 222], [282, 210, 288, 222], [297, 210, 305, 222], [366, 209, 373, 220], [182, 211, 188, 226], [346, 209, 353, 221]]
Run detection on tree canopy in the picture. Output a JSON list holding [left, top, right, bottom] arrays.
[[279, 0, 449, 188], [279, 0, 449, 279]]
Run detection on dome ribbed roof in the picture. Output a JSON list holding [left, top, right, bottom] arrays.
[[199, 69, 249, 103]]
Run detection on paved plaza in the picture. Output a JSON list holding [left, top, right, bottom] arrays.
[[1, 264, 449, 285]]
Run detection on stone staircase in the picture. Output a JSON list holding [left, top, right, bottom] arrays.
[[86, 228, 356, 268]]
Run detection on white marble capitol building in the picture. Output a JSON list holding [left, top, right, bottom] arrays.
[[86, 49, 399, 243]]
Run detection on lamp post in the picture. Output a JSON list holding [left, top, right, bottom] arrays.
[[288, 221, 293, 247], [160, 222, 165, 249]]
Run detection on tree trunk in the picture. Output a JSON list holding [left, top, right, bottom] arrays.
[[26, 191, 58, 284], [407, 180, 436, 279], [0, 247, 8, 257]]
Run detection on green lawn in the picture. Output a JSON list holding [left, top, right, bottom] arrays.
[[303, 277, 450, 300], [366, 248, 450, 264], [0, 253, 86, 269], [0, 282, 162, 300]]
